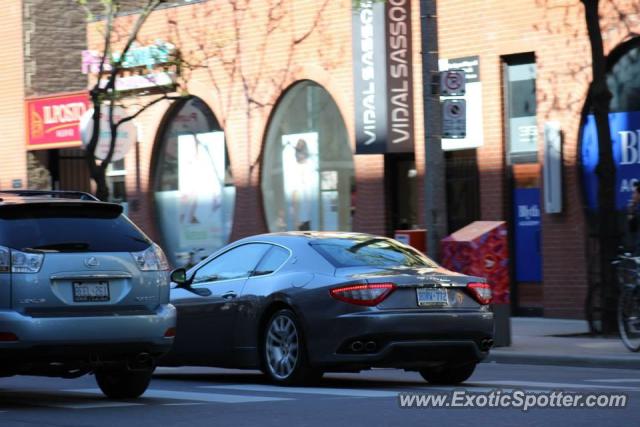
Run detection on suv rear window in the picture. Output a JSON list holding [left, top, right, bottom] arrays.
[[310, 237, 438, 268], [0, 203, 152, 252]]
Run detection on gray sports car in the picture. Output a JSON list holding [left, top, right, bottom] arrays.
[[164, 232, 494, 385]]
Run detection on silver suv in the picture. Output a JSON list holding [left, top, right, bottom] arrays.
[[0, 190, 176, 398]]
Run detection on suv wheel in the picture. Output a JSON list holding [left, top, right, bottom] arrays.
[[95, 368, 153, 399], [262, 309, 321, 385], [419, 362, 476, 385]]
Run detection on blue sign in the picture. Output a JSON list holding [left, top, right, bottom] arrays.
[[514, 188, 542, 282], [581, 110, 640, 210]]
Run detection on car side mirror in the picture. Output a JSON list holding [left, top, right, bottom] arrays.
[[170, 268, 212, 297], [170, 268, 188, 285]]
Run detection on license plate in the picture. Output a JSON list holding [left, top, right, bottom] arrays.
[[73, 281, 110, 302], [416, 288, 448, 306]]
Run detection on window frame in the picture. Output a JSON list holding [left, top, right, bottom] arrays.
[[247, 243, 293, 279], [260, 80, 355, 233], [502, 52, 538, 165], [190, 241, 292, 286]]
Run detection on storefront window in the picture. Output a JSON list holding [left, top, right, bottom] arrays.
[[504, 54, 538, 162], [261, 81, 355, 232], [153, 97, 235, 267], [581, 40, 640, 211]]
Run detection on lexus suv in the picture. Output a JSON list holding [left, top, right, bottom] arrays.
[[0, 190, 176, 398]]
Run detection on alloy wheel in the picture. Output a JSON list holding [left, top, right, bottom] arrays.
[[265, 314, 300, 379]]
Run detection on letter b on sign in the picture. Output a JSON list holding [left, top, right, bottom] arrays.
[[620, 130, 639, 165]]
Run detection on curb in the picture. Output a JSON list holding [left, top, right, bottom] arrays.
[[484, 351, 640, 370]]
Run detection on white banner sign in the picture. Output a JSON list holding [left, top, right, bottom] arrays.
[[79, 106, 136, 161]]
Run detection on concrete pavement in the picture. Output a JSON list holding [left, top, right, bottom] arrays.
[[1, 364, 638, 427], [487, 317, 640, 369]]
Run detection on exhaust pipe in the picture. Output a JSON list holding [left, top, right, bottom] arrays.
[[364, 341, 377, 352], [128, 352, 153, 370], [480, 338, 494, 351], [350, 341, 364, 352], [136, 352, 152, 365]]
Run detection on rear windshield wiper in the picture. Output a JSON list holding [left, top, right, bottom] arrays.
[[23, 242, 90, 253]]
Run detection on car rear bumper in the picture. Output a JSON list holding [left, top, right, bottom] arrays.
[[305, 309, 494, 370], [0, 303, 176, 358]]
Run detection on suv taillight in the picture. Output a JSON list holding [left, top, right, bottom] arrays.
[[467, 282, 492, 305], [329, 283, 396, 306], [0, 246, 44, 274], [132, 243, 170, 271]]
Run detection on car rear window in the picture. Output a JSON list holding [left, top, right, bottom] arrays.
[[309, 237, 438, 268], [0, 203, 152, 252]]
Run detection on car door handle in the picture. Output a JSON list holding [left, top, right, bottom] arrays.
[[222, 291, 237, 300]]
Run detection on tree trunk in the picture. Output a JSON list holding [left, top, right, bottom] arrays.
[[85, 91, 110, 202], [582, 0, 618, 333]]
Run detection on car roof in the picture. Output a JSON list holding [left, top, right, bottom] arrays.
[[238, 231, 384, 245]]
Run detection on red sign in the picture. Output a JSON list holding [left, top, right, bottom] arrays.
[[25, 92, 91, 150]]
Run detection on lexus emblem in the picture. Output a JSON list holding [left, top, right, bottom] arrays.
[[84, 256, 100, 268]]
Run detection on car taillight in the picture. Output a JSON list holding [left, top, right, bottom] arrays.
[[132, 243, 170, 271], [329, 283, 396, 306], [0, 246, 43, 274], [0, 332, 18, 341], [467, 282, 492, 305]]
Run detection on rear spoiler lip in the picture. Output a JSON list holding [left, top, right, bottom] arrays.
[[0, 190, 99, 201], [0, 201, 124, 219]]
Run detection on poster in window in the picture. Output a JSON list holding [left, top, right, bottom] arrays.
[[321, 191, 339, 231], [281, 132, 319, 231], [177, 132, 226, 249]]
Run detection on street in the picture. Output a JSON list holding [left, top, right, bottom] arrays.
[[0, 362, 637, 426]]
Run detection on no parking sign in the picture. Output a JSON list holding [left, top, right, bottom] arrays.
[[440, 70, 466, 96]]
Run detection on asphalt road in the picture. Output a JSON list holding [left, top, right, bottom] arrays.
[[0, 362, 638, 427]]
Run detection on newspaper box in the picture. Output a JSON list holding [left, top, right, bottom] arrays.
[[440, 221, 511, 346]]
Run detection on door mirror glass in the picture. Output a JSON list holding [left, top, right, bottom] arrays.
[[170, 267, 211, 296], [170, 268, 188, 285]]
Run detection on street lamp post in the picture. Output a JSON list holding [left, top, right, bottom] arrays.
[[420, 0, 447, 260]]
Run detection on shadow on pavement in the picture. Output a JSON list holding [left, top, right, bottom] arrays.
[[152, 369, 427, 389]]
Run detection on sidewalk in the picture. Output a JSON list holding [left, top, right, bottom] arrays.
[[485, 317, 640, 369]]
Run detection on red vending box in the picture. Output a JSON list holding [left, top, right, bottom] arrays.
[[440, 221, 509, 304], [440, 221, 510, 346]]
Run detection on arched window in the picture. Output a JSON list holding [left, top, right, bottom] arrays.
[[261, 81, 355, 232], [153, 97, 235, 267]]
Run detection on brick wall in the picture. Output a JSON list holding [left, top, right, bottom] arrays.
[[438, 0, 640, 318], [86, 0, 426, 245], [23, 0, 87, 97]]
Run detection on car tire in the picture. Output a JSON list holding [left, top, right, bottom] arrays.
[[419, 362, 476, 385], [262, 309, 321, 385], [95, 368, 153, 399]]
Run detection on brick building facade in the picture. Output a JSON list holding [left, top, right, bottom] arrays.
[[83, 0, 428, 268], [2, 0, 639, 318], [438, 1, 640, 317]]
